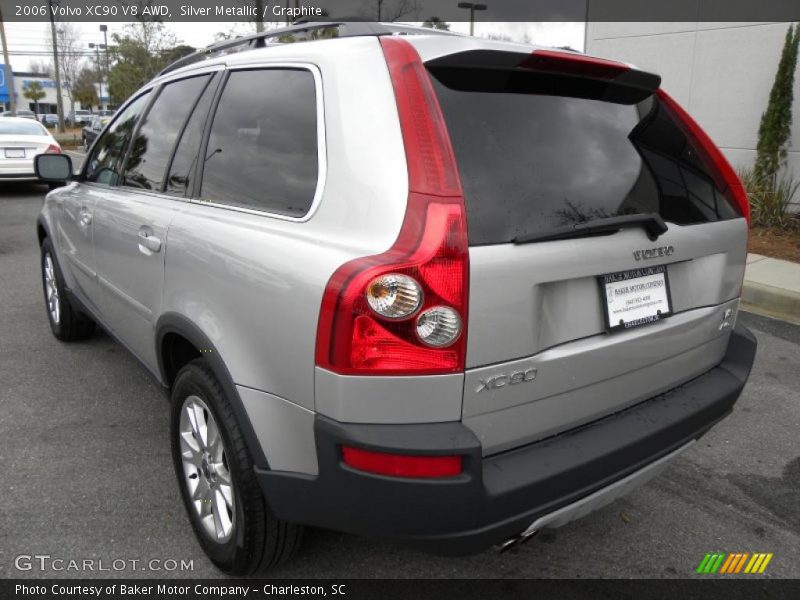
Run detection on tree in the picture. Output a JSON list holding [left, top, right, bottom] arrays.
[[23, 80, 45, 114], [754, 24, 800, 185], [161, 44, 196, 65], [107, 22, 184, 104], [422, 17, 450, 30], [73, 67, 99, 111], [54, 23, 86, 121], [29, 60, 52, 77], [480, 32, 513, 42], [372, 0, 419, 21]]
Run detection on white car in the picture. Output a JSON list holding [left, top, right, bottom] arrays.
[[72, 109, 93, 126], [0, 117, 61, 181]]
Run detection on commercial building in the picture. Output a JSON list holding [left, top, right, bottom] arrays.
[[586, 22, 800, 211], [0, 65, 111, 117]]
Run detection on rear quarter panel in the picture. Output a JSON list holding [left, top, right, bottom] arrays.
[[161, 37, 409, 410]]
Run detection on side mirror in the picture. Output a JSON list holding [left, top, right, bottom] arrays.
[[34, 153, 73, 182]]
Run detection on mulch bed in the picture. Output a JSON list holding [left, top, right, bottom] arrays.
[[748, 224, 800, 263]]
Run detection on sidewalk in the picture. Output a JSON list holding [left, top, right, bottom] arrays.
[[742, 254, 800, 324]]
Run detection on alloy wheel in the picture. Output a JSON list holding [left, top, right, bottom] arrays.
[[43, 253, 60, 325], [178, 395, 236, 543]]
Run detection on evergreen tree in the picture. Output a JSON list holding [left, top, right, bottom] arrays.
[[73, 67, 99, 111], [754, 24, 800, 185]]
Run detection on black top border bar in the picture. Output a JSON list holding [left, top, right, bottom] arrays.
[[1, 0, 799, 23]]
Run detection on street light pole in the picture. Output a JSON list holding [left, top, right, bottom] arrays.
[[48, 0, 66, 132], [457, 2, 487, 36], [100, 24, 109, 108], [88, 42, 104, 111]]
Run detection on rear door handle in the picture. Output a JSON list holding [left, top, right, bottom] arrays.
[[137, 229, 162, 253]]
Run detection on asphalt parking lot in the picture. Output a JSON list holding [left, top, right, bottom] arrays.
[[1, 182, 798, 580]]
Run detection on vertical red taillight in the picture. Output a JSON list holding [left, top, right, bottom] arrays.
[[657, 89, 750, 225], [315, 37, 468, 376]]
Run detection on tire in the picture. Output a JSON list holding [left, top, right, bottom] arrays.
[[40, 238, 96, 341], [170, 359, 303, 575]]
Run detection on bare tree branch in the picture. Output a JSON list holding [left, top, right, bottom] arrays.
[[368, 0, 420, 21], [51, 22, 86, 117]]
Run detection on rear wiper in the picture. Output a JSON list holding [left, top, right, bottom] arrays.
[[513, 213, 668, 245]]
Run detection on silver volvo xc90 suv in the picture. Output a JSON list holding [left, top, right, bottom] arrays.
[[34, 22, 757, 574]]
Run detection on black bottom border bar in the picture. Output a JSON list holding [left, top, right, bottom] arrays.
[[3, 579, 800, 600]]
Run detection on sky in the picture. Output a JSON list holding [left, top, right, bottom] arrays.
[[1, 21, 585, 72]]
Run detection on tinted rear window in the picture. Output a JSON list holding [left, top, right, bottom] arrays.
[[199, 68, 319, 217], [0, 121, 46, 135], [430, 71, 739, 245]]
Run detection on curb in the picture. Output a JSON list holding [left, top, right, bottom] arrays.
[[741, 281, 800, 325]]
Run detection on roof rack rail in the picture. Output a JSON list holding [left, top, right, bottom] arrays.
[[159, 21, 453, 76]]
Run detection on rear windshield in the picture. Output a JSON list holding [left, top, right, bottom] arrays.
[[429, 70, 740, 245], [0, 121, 47, 136]]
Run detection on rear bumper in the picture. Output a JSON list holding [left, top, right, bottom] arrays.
[[0, 161, 36, 179], [257, 323, 757, 554]]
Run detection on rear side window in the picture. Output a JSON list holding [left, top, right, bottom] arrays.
[[84, 92, 151, 186], [122, 74, 210, 191], [199, 68, 319, 217], [429, 70, 740, 245], [165, 76, 217, 196]]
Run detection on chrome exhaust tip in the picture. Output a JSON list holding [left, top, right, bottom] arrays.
[[496, 529, 538, 553]]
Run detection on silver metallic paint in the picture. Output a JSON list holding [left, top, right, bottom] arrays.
[[238, 386, 318, 475]]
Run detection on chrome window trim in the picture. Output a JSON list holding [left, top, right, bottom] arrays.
[[186, 62, 327, 224], [118, 71, 219, 197], [80, 63, 225, 190]]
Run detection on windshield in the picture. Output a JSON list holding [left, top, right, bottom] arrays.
[[0, 121, 47, 136]]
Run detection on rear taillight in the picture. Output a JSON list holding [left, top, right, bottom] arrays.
[[45, 144, 61, 154], [657, 89, 750, 225], [342, 446, 462, 478], [315, 37, 468, 376]]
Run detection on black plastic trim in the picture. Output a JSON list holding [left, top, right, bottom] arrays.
[[155, 312, 269, 467], [257, 323, 757, 555]]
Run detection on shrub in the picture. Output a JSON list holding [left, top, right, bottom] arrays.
[[738, 166, 799, 229]]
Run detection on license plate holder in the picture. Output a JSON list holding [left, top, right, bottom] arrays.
[[4, 148, 25, 158], [599, 265, 673, 332]]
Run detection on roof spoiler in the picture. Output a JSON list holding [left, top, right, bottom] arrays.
[[426, 49, 661, 104]]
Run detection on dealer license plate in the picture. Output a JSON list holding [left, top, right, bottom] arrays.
[[599, 265, 672, 331]]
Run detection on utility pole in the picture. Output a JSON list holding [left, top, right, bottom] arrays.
[[48, 0, 66, 132], [0, 8, 17, 115]]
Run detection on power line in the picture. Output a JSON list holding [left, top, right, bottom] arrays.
[[5, 51, 99, 56]]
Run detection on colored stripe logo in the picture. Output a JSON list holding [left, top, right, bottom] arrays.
[[696, 552, 773, 574]]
